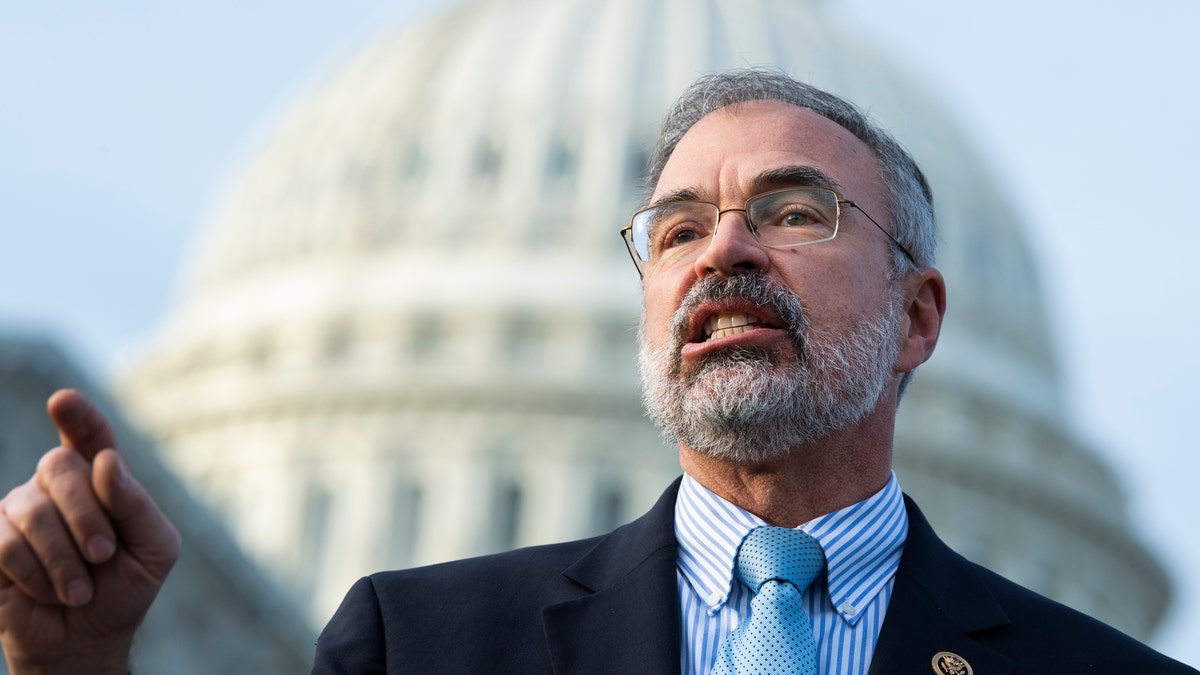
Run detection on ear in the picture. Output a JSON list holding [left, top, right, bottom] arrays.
[[894, 267, 946, 374]]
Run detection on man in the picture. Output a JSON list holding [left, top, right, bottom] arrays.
[[1, 70, 1194, 674]]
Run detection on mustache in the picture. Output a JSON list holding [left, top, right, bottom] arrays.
[[668, 274, 809, 359]]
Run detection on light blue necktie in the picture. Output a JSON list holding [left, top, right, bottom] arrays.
[[710, 526, 826, 675]]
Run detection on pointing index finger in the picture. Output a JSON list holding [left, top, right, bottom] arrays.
[[46, 389, 117, 461]]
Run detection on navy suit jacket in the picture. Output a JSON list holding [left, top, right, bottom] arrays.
[[312, 478, 1196, 674]]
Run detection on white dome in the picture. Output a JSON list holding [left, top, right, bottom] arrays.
[[121, 0, 1169, 634]]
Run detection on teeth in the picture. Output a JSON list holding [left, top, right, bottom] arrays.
[[703, 312, 761, 341]]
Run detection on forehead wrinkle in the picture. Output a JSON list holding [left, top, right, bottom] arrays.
[[747, 165, 846, 197], [647, 165, 848, 212]]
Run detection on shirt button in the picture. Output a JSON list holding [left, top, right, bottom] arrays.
[[708, 591, 723, 605], [839, 602, 858, 616]]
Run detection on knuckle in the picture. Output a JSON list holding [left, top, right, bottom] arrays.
[[1, 484, 51, 529], [37, 446, 86, 480], [0, 525, 23, 563], [41, 547, 85, 581], [0, 534, 32, 576], [3, 476, 39, 504], [0, 525, 45, 592], [35, 451, 106, 523], [1, 500, 89, 584], [56, 479, 101, 517]]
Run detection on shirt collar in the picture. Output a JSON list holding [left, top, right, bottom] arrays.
[[674, 472, 908, 626]]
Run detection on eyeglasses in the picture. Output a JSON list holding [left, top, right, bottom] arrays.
[[619, 186, 914, 276]]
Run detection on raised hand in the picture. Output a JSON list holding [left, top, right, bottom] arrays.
[[0, 389, 180, 675]]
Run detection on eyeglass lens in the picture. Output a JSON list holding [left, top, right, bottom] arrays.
[[631, 187, 840, 263]]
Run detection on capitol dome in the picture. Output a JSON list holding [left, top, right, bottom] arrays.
[[119, 0, 1170, 634]]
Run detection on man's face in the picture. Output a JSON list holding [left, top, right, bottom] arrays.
[[637, 100, 905, 463]]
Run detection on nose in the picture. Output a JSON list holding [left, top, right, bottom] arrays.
[[692, 209, 771, 278]]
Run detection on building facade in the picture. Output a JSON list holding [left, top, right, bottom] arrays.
[[119, 0, 1170, 638]]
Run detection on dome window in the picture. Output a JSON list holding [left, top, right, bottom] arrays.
[[247, 334, 273, 367], [299, 484, 333, 587], [406, 312, 446, 359], [322, 322, 353, 362], [401, 142, 425, 181], [500, 312, 546, 365], [546, 136, 574, 181], [474, 141, 502, 181], [594, 483, 626, 534], [626, 144, 650, 188], [495, 480, 523, 551], [387, 480, 422, 568], [597, 321, 633, 365]]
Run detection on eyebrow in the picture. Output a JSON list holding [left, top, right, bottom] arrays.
[[748, 165, 844, 196], [645, 187, 704, 210], [646, 165, 846, 210]]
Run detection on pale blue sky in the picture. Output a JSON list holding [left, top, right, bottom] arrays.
[[2, 0, 1196, 665]]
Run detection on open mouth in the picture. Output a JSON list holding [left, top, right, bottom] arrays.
[[703, 312, 765, 341], [674, 276, 800, 357], [687, 302, 786, 345]]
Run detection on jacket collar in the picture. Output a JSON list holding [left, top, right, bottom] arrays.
[[868, 495, 1015, 675], [540, 483, 1019, 675], [542, 476, 683, 675]]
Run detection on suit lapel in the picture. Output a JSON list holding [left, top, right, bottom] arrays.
[[539, 485, 1018, 674], [868, 496, 1015, 675], [542, 478, 683, 675]]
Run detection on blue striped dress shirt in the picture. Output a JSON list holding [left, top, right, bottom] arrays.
[[675, 472, 908, 675]]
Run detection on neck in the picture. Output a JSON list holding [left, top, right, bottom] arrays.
[[678, 414, 894, 527]]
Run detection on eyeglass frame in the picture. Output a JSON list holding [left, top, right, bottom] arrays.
[[619, 186, 916, 277]]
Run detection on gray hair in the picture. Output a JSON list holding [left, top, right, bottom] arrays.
[[645, 69, 937, 272], [644, 69, 936, 399]]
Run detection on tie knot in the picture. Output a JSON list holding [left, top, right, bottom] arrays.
[[735, 526, 825, 593]]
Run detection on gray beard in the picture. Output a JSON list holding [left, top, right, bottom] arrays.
[[637, 274, 902, 464]]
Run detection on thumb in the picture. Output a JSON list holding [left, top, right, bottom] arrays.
[[92, 449, 180, 581]]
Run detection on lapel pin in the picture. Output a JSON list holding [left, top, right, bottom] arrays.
[[931, 651, 973, 675]]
